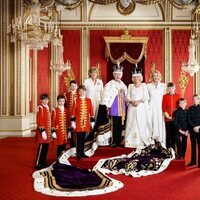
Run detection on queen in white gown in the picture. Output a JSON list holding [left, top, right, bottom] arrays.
[[147, 70, 166, 146], [83, 67, 103, 116], [125, 69, 152, 148]]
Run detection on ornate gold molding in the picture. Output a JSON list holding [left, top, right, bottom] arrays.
[[148, 61, 157, 82], [178, 69, 189, 98], [104, 29, 148, 64]]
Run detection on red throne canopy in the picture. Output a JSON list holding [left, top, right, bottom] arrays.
[[104, 30, 148, 85]]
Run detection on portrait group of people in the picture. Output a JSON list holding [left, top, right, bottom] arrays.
[[34, 63, 200, 170]]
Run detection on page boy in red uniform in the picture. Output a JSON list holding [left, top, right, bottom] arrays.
[[64, 80, 78, 147], [71, 85, 95, 160], [51, 95, 69, 158], [162, 82, 180, 150], [35, 94, 51, 170]]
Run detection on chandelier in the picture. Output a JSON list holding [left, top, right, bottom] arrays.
[[50, 34, 71, 76], [8, 0, 61, 50], [182, 8, 200, 77]]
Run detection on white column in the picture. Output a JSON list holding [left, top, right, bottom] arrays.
[[50, 44, 60, 108], [0, 0, 32, 136], [81, 27, 90, 83]]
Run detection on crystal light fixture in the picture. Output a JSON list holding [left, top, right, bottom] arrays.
[[50, 33, 71, 76], [182, 8, 200, 77], [181, 34, 200, 76], [8, 0, 61, 50]]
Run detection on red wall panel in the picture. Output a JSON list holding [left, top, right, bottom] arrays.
[[172, 30, 193, 106], [60, 30, 81, 95], [90, 29, 164, 84], [37, 47, 50, 105]]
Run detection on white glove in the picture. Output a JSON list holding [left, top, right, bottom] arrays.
[[52, 132, 57, 139], [90, 122, 95, 129], [68, 131, 71, 138], [41, 131, 47, 140], [193, 126, 199, 133], [71, 121, 76, 130]]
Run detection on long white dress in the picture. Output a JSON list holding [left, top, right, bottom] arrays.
[[147, 82, 166, 146], [125, 83, 152, 148], [83, 78, 103, 116]]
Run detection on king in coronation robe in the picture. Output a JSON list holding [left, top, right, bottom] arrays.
[[98, 63, 127, 147]]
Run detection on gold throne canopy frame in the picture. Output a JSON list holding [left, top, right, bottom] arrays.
[[104, 29, 148, 64]]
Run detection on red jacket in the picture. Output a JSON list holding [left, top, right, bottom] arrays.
[[162, 93, 180, 121], [71, 97, 94, 133], [64, 90, 79, 126], [36, 105, 51, 143], [51, 107, 68, 145]]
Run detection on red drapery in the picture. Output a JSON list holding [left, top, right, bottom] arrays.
[[90, 30, 163, 84], [107, 58, 145, 86], [106, 42, 145, 85]]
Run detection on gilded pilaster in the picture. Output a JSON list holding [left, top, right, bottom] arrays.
[[50, 44, 60, 108], [32, 50, 38, 113], [81, 0, 89, 82], [195, 39, 200, 95], [82, 27, 89, 82], [164, 27, 172, 83], [0, 0, 31, 136], [164, 1, 172, 83], [0, 0, 10, 116]]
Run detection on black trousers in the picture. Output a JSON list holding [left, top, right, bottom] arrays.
[[35, 143, 49, 168], [69, 130, 76, 148], [175, 132, 187, 158], [57, 144, 66, 158], [111, 116, 122, 146], [76, 132, 86, 157], [190, 130, 200, 165], [165, 121, 176, 150]]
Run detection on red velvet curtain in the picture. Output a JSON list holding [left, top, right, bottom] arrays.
[[109, 43, 143, 60], [107, 43, 145, 85]]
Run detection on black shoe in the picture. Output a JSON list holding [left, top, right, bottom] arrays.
[[186, 162, 196, 167], [111, 143, 117, 148], [81, 154, 89, 158]]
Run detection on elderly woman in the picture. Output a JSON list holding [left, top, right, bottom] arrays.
[[83, 67, 103, 116], [125, 68, 152, 148], [147, 70, 166, 146]]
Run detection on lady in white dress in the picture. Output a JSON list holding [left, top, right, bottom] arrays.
[[125, 69, 152, 148], [147, 70, 166, 146], [83, 67, 103, 116]]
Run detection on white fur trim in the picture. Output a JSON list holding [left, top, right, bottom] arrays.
[[93, 147, 175, 178]]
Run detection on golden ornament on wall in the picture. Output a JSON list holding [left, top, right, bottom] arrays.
[[178, 69, 189, 98], [96, 62, 102, 79], [148, 61, 156, 82], [64, 68, 75, 92], [116, 0, 136, 16]]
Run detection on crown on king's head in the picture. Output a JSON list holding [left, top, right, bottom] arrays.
[[113, 62, 123, 73], [132, 64, 143, 77]]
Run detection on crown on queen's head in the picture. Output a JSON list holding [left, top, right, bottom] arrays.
[[113, 62, 123, 73], [132, 66, 143, 77]]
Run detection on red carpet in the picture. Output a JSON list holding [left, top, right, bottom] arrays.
[[0, 137, 200, 200]]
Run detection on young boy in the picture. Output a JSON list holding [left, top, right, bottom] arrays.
[[64, 80, 78, 147], [173, 98, 189, 159], [71, 85, 95, 160], [51, 95, 69, 158], [35, 94, 51, 170], [188, 94, 200, 167], [162, 82, 180, 149]]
